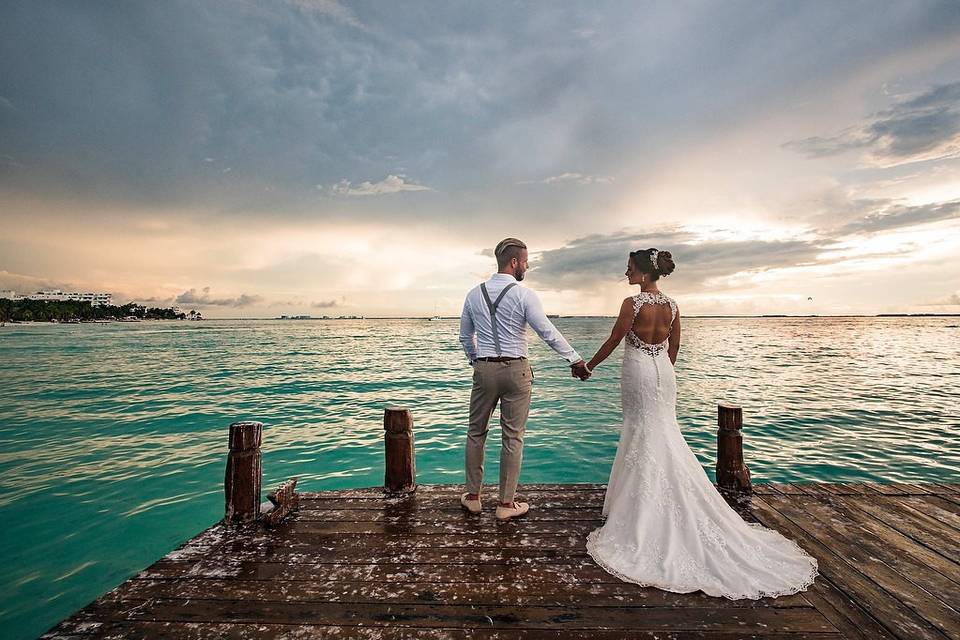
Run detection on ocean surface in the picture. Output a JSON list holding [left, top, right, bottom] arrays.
[[1, 316, 959, 639]]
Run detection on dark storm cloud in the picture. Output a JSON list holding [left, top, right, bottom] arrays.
[[175, 286, 263, 307], [0, 0, 455, 204], [530, 230, 823, 292], [838, 199, 960, 234], [2, 0, 959, 217], [784, 81, 960, 165]]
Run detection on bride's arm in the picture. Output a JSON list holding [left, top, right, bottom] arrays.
[[586, 298, 634, 373], [668, 309, 681, 365]]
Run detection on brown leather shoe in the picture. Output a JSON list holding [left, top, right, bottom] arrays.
[[460, 492, 481, 515], [495, 501, 529, 521]]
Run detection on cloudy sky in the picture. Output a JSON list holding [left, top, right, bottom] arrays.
[[2, 1, 959, 317]]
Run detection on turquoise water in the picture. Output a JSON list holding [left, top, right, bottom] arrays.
[[1, 317, 958, 639]]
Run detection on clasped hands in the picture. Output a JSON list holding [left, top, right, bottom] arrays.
[[570, 360, 591, 381]]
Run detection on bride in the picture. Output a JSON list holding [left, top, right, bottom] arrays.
[[579, 248, 818, 599]]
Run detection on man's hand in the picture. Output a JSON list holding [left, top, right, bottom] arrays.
[[570, 360, 591, 381]]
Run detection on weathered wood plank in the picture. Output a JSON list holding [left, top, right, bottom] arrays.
[[71, 598, 840, 633], [772, 484, 810, 495], [106, 578, 811, 608], [751, 483, 779, 496], [750, 495, 948, 640], [765, 494, 960, 636], [165, 558, 627, 583], [930, 489, 960, 509], [831, 482, 870, 495], [865, 484, 934, 496], [823, 483, 865, 496], [298, 497, 606, 511], [302, 488, 608, 500], [299, 488, 608, 502], [808, 483, 842, 496], [138, 533, 592, 566], [285, 519, 603, 535], [893, 495, 960, 533], [905, 483, 940, 495], [165, 545, 599, 566], [799, 575, 897, 640], [833, 495, 960, 564], [293, 507, 605, 522], [847, 482, 885, 495], [260, 477, 299, 528], [269, 531, 593, 550], [44, 619, 844, 640], [894, 482, 930, 496], [797, 488, 960, 591]]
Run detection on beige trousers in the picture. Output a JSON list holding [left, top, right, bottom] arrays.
[[465, 359, 533, 504]]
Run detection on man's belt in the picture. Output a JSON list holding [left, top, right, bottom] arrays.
[[475, 356, 526, 362]]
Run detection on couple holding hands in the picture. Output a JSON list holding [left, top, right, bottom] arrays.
[[457, 237, 817, 600]]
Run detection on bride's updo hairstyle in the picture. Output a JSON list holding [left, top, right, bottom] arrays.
[[629, 248, 676, 281]]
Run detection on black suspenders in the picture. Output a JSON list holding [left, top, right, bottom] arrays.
[[479, 282, 518, 356]]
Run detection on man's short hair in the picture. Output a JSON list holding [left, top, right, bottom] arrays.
[[495, 238, 527, 268]]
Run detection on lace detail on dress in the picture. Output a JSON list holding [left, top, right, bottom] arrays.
[[626, 335, 669, 356], [586, 527, 818, 600], [625, 292, 677, 357]]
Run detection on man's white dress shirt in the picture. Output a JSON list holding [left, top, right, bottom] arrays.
[[459, 273, 582, 364]]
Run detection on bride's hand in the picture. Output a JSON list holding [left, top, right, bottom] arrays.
[[571, 361, 591, 380]]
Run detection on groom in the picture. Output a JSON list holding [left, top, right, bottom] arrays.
[[458, 237, 589, 521]]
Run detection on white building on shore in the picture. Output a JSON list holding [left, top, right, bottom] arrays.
[[0, 289, 113, 306]]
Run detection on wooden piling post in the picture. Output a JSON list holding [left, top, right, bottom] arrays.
[[224, 421, 263, 523], [716, 403, 751, 495], [384, 406, 416, 493]]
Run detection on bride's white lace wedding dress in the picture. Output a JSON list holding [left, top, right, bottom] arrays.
[[586, 292, 818, 599]]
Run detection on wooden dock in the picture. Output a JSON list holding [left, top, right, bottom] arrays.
[[43, 481, 960, 639]]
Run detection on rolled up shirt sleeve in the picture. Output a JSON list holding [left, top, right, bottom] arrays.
[[523, 290, 582, 363], [458, 296, 478, 363]]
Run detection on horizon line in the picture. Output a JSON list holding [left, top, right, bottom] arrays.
[[199, 313, 960, 320]]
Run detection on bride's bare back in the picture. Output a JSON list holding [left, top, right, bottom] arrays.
[[631, 301, 674, 346], [586, 290, 682, 371]]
